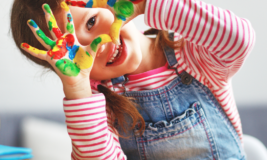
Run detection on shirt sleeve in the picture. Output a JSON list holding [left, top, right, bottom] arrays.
[[144, 0, 255, 82], [63, 93, 126, 160]]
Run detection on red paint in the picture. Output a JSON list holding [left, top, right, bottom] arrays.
[[53, 28, 63, 38], [22, 43, 30, 49], [48, 37, 68, 59], [65, 0, 86, 7], [130, 0, 143, 4], [65, 34, 75, 47]]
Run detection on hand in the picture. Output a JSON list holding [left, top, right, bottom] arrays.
[[65, 0, 146, 44], [21, 2, 112, 99]]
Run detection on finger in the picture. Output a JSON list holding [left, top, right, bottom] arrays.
[[110, 17, 123, 45], [27, 19, 56, 50], [43, 4, 63, 39], [60, 2, 75, 34], [90, 34, 112, 52], [65, 0, 107, 8], [71, 34, 112, 70], [21, 43, 47, 61]]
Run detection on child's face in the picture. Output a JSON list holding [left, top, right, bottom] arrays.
[[56, 6, 143, 80]]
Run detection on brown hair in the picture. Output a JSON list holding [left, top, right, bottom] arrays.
[[10, 0, 183, 137]]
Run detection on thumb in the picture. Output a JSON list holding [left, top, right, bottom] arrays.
[[89, 34, 112, 53], [73, 34, 112, 70]]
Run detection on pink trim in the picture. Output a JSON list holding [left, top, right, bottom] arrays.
[[63, 93, 104, 101], [127, 63, 168, 80]]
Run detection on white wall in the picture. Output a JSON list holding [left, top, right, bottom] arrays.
[[0, 0, 266, 113]]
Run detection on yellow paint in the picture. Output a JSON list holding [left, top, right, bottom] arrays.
[[73, 48, 94, 69], [21, 43, 47, 55], [57, 39, 64, 46], [93, 0, 108, 8], [51, 45, 60, 52], [110, 18, 123, 44], [99, 34, 112, 44], [49, 16, 58, 29], [61, 2, 70, 11]]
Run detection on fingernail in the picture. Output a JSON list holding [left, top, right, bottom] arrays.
[[28, 19, 38, 28], [43, 4, 52, 14], [21, 43, 29, 49]]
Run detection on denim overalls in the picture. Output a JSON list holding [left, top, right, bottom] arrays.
[[111, 35, 245, 160]]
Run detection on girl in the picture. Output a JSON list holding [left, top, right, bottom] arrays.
[[11, 0, 255, 159]]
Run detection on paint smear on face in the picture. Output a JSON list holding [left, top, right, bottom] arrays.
[[55, 59, 80, 77], [73, 47, 94, 69], [21, 43, 47, 55]]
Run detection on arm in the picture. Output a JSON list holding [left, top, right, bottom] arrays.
[[64, 94, 126, 160], [22, 3, 126, 159], [143, 0, 255, 81]]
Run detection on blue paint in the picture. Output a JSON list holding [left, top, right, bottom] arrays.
[[67, 13, 73, 22], [116, 15, 126, 21], [69, 45, 79, 60], [85, 0, 93, 8], [107, 0, 116, 7], [66, 44, 73, 51], [28, 19, 38, 28]]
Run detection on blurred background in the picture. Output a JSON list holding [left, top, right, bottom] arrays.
[[0, 0, 266, 159]]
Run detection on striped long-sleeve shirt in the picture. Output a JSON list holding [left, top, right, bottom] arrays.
[[64, 0, 255, 159]]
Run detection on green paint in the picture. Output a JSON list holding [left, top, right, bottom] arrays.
[[28, 20, 38, 28], [86, 51, 91, 57], [44, 4, 52, 15], [48, 21, 53, 31], [55, 59, 80, 77], [67, 23, 74, 34], [51, 54, 55, 60], [114, 1, 134, 18], [90, 37, 102, 52], [36, 30, 56, 48]]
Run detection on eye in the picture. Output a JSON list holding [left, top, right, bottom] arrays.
[[86, 16, 96, 31]]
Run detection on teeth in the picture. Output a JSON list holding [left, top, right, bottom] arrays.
[[113, 50, 118, 57], [107, 40, 123, 64]]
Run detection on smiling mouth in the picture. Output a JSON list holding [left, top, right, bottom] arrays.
[[106, 38, 123, 65]]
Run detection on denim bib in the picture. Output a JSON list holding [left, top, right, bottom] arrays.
[[112, 35, 245, 160]]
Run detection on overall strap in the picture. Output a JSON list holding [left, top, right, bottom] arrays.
[[162, 33, 178, 67], [162, 32, 193, 85]]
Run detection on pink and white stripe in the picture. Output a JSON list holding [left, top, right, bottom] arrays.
[[66, 0, 255, 159]]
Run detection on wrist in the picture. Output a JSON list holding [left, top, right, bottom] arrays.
[[63, 79, 92, 100]]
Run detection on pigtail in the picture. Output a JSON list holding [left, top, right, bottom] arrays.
[[97, 85, 145, 137], [144, 28, 184, 51]]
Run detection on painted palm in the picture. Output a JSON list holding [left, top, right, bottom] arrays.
[[21, 2, 111, 77], [65, 0, 142, 45]]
